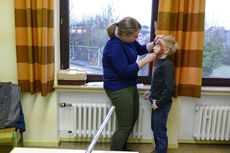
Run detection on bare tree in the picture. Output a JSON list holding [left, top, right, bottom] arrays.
[[69, 2, 119, 68]]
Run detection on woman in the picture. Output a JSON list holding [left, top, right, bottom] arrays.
[[102, 17, 156, 151]]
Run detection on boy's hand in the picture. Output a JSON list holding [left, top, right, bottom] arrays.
[[143, 90, 151, 100], [152, 99, 158, 110]]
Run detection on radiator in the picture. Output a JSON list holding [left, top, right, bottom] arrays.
[[65, 103, 143, 139], [193, 104, 230, 141]]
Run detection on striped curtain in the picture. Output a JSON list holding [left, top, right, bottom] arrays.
[[14, 0, 55, 96], [156, 0, 205, 98]]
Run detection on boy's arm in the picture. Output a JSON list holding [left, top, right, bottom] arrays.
[[155, 62, 175, 109]]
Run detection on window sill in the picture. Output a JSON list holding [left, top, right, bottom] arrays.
[[54, 83, 150, 93], [54, 84, 230, 95], [201, 86, 230, 95], [54, 84, 105, 92]]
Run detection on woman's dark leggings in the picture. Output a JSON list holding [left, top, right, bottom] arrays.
[[105, 86, 139, 151]]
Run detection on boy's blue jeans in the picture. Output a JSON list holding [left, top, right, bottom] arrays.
[[151, 103, 172, 153]]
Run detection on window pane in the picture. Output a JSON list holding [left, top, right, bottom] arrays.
[[203, 0, 230, 78], [69, 0, 152, 75]]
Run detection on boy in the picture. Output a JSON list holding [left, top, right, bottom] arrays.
[[143, 35, 178, 153]]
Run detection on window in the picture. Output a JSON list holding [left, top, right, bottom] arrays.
[[202, 0, 230, 86], [61, 0, 230, 86], [60, 0, 158, 83]]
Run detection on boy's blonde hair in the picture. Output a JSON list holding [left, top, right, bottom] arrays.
[[161, 35, 178, 55]]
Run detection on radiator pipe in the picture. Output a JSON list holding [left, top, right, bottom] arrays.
[[85, 106, 115, 153], [58, 102, 72, 107]]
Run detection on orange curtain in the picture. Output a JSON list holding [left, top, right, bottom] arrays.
[[14, 0, 55, 96], [156, 0, 205, 98]]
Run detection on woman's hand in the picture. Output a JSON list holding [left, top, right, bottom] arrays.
[[154, 35, 164, 42], [145, 53, 156, 63], [143, 90, 151, 100], [146, 42, 154, 52], [146, 35, 165, 52], [137, 53, 156, 69]]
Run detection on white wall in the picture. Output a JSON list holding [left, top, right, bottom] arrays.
[[179, 94, 230, 140], [57, 90, 230, 144], [57, 90, 180, 148], [0, 0, 18, 83], [0, 0, 59, 146]]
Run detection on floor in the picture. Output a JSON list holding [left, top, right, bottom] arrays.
[[58, 142, 230, 153], [2, 142, 230, 153]]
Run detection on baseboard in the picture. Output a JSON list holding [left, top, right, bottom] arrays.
[[60, 137, 153, 143], [23, 138, 230, 148], [178, 139, 230, 144], [23, 140, 59, 147], [24, 138, 230, 147], [60, 137, 178, 148], [22, 137, 178, 148]]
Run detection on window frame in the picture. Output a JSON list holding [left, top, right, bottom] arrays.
[[201, 0, 230, 87], [202, 78, 230, 86], [59, 0, 159, 84], [60, 0, 230, 87]]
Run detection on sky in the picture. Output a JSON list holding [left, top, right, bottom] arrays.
[[70, 0, 230, 30], [70, 0, 152, 26], [205, 0, 230, 30]]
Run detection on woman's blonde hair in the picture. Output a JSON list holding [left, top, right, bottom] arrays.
[[161, 35, 178, 55], [106, 17, 141, 38]]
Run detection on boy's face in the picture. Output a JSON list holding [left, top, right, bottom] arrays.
[[153, 39, 165, 56]]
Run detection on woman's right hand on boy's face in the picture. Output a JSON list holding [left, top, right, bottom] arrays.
[[143, 90, 151, 100]]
